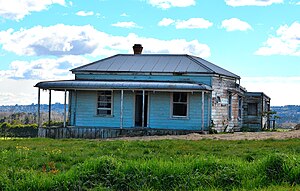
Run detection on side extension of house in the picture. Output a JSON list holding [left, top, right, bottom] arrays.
[[243, 92, 271, 130]]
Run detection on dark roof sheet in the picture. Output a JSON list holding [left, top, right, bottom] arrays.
[[245, 92, 271, 100], [71, 54, 240, 79], [35, 80, 212, 91]]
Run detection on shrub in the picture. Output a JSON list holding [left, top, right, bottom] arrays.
[[0, 122, 11, 129], [294, 124, 300, 130]]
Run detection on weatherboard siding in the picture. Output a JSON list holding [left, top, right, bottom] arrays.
[[75, 74, 212, 86], [242, 93, 271, 130], [68, 90, 210, 130], [69, 91, 134, 128], [211, 76, 240, 132], [148, 92, 210, 130]]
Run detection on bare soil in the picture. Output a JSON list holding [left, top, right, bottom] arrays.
[[113, 130, 300, 141]]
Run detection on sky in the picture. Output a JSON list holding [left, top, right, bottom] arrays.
[[0, 0, 299, 106]]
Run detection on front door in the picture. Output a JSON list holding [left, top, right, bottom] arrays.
[[135, 92, 148, 127]]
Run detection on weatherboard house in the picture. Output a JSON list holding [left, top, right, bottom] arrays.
[[36, 44, 271, 137]]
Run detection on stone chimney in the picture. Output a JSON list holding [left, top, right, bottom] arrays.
[[133, 44, 143, 54]]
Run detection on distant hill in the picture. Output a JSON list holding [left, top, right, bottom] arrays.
[[0, 103, 67, 124], [0, 103, 67, 114], [271, 105, 300, 128]]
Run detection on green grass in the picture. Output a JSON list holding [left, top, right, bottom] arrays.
[[0, 138, 300, 190]]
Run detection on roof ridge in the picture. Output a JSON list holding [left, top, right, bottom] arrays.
[[118, 54, 189, 56], [186, 55, 215, 73], [70, 54, 120, 72], [190, 55, 240, 79]]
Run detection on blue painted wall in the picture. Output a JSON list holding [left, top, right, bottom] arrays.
[[69, 90, 210, 130], [148, 92, 210, 130], [69, 90, 135, 128], [75, 74, 212, 86]]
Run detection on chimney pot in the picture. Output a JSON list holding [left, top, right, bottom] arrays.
[[133, 44, 143, 54]]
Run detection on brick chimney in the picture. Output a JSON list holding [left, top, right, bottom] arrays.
[[133, 44, 143, 54]]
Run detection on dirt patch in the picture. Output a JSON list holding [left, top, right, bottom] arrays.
[[111, 130, 300, 141]]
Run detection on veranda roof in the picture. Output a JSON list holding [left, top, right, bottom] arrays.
[[35, 80, 212, 92]]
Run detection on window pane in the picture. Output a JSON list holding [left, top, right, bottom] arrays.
[[97, 91, 112, 115], [97, 109, 111, 115], [98, 91, 111, 96], [98, 96, 111, 102], [173, 103, 187, 116], [98, 102, 111, 108], [173, 93, 187, 102], [248, 103, 258, 116]]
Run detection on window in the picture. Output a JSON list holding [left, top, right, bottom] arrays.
[[228, 93, 232, 120], [238, 96, 242, 120], [97, 91, 112, 116], [248, 103, 258, 116], [172, 92, 188, 117], [264, 101, 270, 112]]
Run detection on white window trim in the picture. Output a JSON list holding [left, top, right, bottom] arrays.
[[170, 92, 189, 119], [96, 90, 113, 117]]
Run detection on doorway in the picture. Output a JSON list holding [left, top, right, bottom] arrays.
[[135, 92, 148, 127]]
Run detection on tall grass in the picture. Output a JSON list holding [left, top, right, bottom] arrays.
[[0, 138, 300, 190]]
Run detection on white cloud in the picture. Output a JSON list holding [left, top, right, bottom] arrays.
[[175, 18, 213, 29], [221, 18, 252, 31], [0, 80, 39, 105], [242, 76, 300, 106], [76, 11, 94, 16], [0, 24, 105, 56], [111, 21, 142, 29], [0, 55, 89, 105], [0, 79, 65, 105], [225, 0, 283, 6], [1, 55, 89, 80], [148, 0, 196, 9], [134, 37, 211, 57], [0, 0, 66, 21], [120, 13, 129, 17], [0, 24, 211, 58], [255, 22, 300, 56], [158, 18, 175, 26], [158, 18, 213, 29]]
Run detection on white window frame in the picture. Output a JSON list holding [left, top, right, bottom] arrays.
[[171, 92, 189, 118], [96, 90, 113, 116]]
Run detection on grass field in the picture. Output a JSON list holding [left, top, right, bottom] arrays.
[[1, 138, 300, 190]]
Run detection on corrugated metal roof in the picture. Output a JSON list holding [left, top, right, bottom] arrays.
[[71, 54, 240, 79], [35, 80, 212, 91], [245, 92, 271, 99]]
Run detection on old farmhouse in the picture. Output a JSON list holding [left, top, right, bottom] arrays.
[[36, 44, 271, 136]]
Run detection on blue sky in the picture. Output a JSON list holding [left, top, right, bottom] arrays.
[[0, 0, 299, 106]]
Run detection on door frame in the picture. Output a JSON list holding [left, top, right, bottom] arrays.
[[133, 91, 149, 127]]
